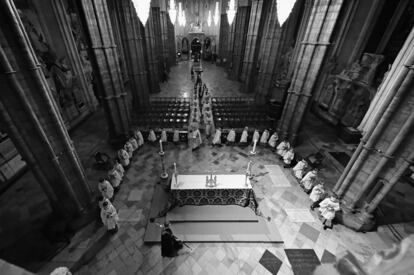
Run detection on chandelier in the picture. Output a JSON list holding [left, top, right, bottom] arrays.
[[207, 10, 212, 26], [277, 0, 297, 26], [133, 0, 151, 26], [213, 2, 219, 26], [227, 0, 236, 25], [178, 2, 186, 26], [168, 0, 177, 25]]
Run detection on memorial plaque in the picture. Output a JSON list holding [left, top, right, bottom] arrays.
[[285, 249, 321, 275]]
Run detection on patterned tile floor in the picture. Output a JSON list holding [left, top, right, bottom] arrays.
[[2, 61, 403, 275]]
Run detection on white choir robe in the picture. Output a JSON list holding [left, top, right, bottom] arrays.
[[252, 130, 260, 143], [268, 133, 278, 148], [301, 171, 317, 191], [240, 129, 248, 143], [98, 180, 114, 199], [227, 129, 236, 143], [148, 130, 157, 142], [108, 169, 122, 188], [135, 130, 144, 147], [260, 130, 269, 144], [129, 138, 139, 151], [101, 204, 119, 230], [319, 198, 340, 220], [173, 129, 180, 143], [114, 162, 124, 178], [124, 142, 133, 158], [191, 129, 202, 149], [283, 149, 295, 165], [309, 184, 325, 202], [276, 141, 290, 157], [161, 130, 168, 142], [118, 149, 130, 167], [205, 123, 212, 137], [212, 129, 222, 145], [293, 160, 307, 179]]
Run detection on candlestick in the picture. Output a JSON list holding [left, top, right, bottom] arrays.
[[174, 162, 177, 174], [159, 139, 163, 152], [250, 139, 257, 155]]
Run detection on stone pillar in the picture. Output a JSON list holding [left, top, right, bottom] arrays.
[[144, 9, 161, 93], [0, 0, 93, 217], [111, 0, 150, 108], [333, 28, 414, 231], [150, 6, 165, 81], [76, 0, 130, 143], [218, 0, 229, 64], [277, 0, 344, 144], [229, 4, 251, 80], [240, 0, 266, 93], [167, 14, 176, 67], [160, 0, 170, 72]]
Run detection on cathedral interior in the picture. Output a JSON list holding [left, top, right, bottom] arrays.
[[0, 0, 413, 274]]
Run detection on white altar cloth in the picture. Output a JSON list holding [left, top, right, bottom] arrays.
[[171, 174, 252, 190]]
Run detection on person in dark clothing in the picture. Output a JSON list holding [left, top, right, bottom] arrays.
[[161, 223, 183, 257]]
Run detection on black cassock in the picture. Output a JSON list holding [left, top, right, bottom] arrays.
[[161, 227, 183, 257]]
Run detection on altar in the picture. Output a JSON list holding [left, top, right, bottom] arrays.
[[171, 174, 259, 214]]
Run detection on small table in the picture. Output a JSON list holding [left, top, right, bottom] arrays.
[[171, 174, 259, 214]]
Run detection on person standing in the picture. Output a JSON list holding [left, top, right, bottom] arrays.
[[283, 148, 295, 168], [276, 139, 290, 159], [268, 132, 279, 150], [173, 129, 180, 144], [124, 141, 133, 159], [301, 169, 318, 194], [260, 129, 269, 145], [161, 129, 168, 143], [108, 168, 122, 190], [128, 137, 138, 153], [134, 129, 144, 147], [239, 126, 249, 145], [117, 148, 130, 167], [212, 127, 222, 146], [319, 194, 340, 230], [98, 178, 114, 200], [161, 223, 183, 257], [293, 159, 308, 179], [226, 129, 236, 144], [310, 182, 326, 210], [252, 129, 260, 144], [113, 159, 125, 178], [100, 201, 119, 233], [191, 128, 202, 151], [148, 128, 157, 142]]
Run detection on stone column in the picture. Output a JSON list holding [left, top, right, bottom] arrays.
[[333, 29, 414, 231], [218, 0, 229, 64], [144, 9, 161, 93], [77, 0, 130, 143], [160, 0, 170, 72], [240, 0, 265, 93], [112, 0, 150, 108], [0, 0, 92, 217], [150, 6, 165, 81], [277, 0, 344, 144], [167, 14, 176, 67], [229, 4, 251, 80]]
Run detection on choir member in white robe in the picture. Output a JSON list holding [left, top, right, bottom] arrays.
[[50, 267, 72, 275], [124, 141, 133, 158], [113, 159, 124, 178], [310, 183, 325, 210], [283, 148, 295, 167], [239, 127, 249, 145], [276, 140, 290, 158], [173, 129, 180, 144], [108, 168, 122, 189], [301, 169, 318, 193], [319, 195, 340, 230], [98, 178, 114, 200], [226, 129, 236, 144], [191, 128, 203, 150], [252, 129, 260, 144], [148, 129, 157, 142], [118, 149, 130, 167], [129, 137, 138, 152], [100, 201, 119, 233], [212, 128, 222, 145], [161, 129, 168, 142], [260, 129, 269, 145], [268, 132, 279, 149], [293, 159, 307, 179], [205, 122, 212, 138], [134, 129, 144, 147]]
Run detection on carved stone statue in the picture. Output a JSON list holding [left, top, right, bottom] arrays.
[[339, 53, 384, 85], [340, 86, 370, 127]]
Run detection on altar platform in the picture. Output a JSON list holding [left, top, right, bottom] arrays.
[[144, 174, 283, 243]]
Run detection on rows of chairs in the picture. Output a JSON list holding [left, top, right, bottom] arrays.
[[134, 98, 190, 129]]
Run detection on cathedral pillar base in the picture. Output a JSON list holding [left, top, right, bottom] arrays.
[[337, 205, 376, 232]]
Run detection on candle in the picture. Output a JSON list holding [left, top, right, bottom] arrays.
[[159, 139, 163, 152], [174, 162, 177, 174], [252, 140, 257, 153]]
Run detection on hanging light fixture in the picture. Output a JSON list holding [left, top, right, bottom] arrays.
[[168, 0, 177, 25], [207, 10, 212, 26], [214, 2, 220, 26], [133, 0, 151, 26], [276, 0, 297, 26], [227, 0, 236, 25]]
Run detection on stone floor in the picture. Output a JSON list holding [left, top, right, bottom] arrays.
[[0, 60, 409, 274]]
